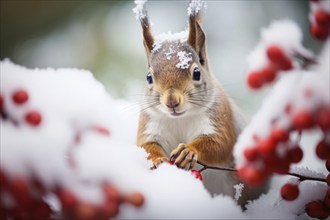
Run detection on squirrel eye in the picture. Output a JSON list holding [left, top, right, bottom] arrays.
[[192, 67, 201, 81], [146, 72, 153, 84]]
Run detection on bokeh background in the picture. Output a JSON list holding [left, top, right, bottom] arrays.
[[1, 0, 322, 115]]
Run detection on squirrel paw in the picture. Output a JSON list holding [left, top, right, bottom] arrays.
[[170, 144, 198, 170], [151, 157, 169, 170]]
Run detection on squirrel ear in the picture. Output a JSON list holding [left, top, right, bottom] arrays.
[[140, 17, 154, 65], [188, 15, 208, 69]]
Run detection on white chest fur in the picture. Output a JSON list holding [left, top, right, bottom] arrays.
[[144, 113, 215, 156]]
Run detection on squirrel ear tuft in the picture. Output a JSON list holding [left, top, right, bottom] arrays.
[[188, 15, 208, 68], [141, 17, 154, 55]]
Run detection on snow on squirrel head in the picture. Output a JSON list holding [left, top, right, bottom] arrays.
[[134, 0, 214, 118]]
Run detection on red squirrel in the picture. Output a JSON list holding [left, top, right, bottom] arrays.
[[135, 1, 266, 206]]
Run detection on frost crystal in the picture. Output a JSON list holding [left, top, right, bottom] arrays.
[[132, 0, 148, 20], [234, 183, 244, 201], [176, 51, 192, 69], [187, 0, 207, 16]]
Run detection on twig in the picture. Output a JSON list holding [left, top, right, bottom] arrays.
[[196, 161, 327, 183]]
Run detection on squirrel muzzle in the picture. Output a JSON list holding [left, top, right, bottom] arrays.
[[161, 89, 185, 116]]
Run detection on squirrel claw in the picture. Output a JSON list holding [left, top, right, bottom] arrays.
[[151, 157, 169, 170], [171, 144, 198, 170]]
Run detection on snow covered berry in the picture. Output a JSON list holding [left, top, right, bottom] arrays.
[[281, 183, 299, 201], [25, 110, 42, 126], [12, 89, 29, 105], [191, 170, 203, 181], [266, 45, 293, 71]]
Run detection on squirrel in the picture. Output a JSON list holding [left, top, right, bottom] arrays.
[[136, 1, 267, 206]]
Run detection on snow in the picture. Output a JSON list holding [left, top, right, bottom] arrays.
[[1, 59, 246, 218], [132, 0, 148, 21], [187, 0, 207, 17], [247, 20, 314, 71], [176, 51, 193, 69], [151, 30, 188, 53]]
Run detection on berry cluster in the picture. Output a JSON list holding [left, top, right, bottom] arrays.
[[304, 163, 330, 219], [0, 88, 145, 219], [0, 170, 144, 220], [1, 89, 42, 126], [310, 0, 330, 41], [240, 2, 330, 218], [247, 44, 293, 89], [238, 102, 329, 186]]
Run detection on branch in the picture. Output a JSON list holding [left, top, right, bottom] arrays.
[[196, 161, 327, 183]]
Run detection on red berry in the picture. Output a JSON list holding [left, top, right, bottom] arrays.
[[325, 189, 330, 208], [260, 63, 277, 83], [0, 94, 4, 111], [292, 110, 315, 130], [311, 23, 329, 41], [266, 45, 293, 71], [25, 111, 42, 126], [306, 200, 330, 219], [246, 71, 264, 89], [92, 126, 111, 136], [124, 192, 145, 207], [191, 170, 203, 181], [280, 183, 299, 201], [317, 106, 330, 131], [287, 146, 303, 164], [168, 160, 175, 165], [12, 89, 29, 105], [316, 139, 330, 160], [271, 128, 289, 142], [264, 154, 290, 174], [258, 138, 276, 157], [103, 183, 120, 203], [237, 165, 266, 186], [315, 10, 330, 27], [10, 176, 32, 207], [243, 147, 259, 162], [58, 188, 77, 208], [32, 200, 52, 219], [326, 160, 330, 172]]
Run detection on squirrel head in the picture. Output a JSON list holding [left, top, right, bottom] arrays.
[[137, 1, 215, 118]]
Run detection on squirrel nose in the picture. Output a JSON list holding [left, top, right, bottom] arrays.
[[166, 99, 180, 109]]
